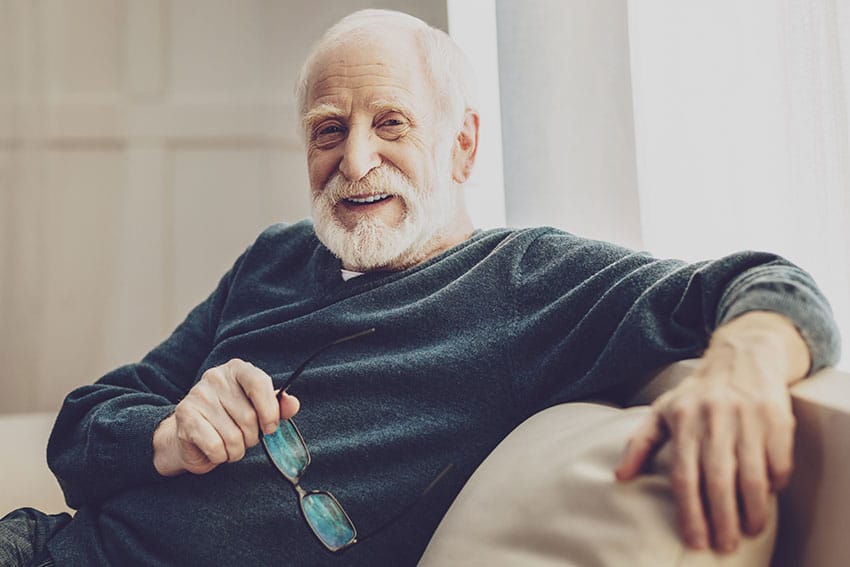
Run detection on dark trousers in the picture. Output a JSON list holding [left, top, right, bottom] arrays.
[[0, 508, 71, 567]]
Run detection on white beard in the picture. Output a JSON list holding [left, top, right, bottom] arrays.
[[311, 163, 456, 271]]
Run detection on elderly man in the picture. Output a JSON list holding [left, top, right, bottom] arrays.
[[0, 9, 840, 567]]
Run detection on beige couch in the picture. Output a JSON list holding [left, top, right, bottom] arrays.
[[2, 363, 847, 566]]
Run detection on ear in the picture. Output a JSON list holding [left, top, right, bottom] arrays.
[[451, 109, 480, 184]]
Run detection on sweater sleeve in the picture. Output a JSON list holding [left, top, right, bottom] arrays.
[[46, 252, 245, 508], [508, 230, 841, 411], [715, 262, 840, 373]]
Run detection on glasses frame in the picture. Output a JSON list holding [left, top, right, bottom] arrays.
[[263, 417, 359, 551], [260, 328, 452, 554]]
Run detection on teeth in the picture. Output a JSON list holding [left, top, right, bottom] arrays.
[[346, 194, 391, 204]]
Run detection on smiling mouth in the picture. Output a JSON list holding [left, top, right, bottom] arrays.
[[342, 194, 393, 205]]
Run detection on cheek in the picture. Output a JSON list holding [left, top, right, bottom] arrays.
[[388, 148, 434, 191], [307, 152, 338, 194]]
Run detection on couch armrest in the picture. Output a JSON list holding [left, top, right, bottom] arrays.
[[422, 363, 848, 566], [774, 367, 850, 567]]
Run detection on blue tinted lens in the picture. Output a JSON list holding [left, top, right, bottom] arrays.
[[301, 492, 356, 551], [262, 419, 308, 481]]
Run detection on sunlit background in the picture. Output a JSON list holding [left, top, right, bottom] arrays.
[[1, 0, 847, 414]]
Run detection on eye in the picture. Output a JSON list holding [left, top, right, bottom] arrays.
[[318, 123, 343, 135], [311, 121, 346, 148], [376, 114, 410, 140]]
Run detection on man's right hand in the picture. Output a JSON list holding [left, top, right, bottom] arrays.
[[153, 359, 300, 476]]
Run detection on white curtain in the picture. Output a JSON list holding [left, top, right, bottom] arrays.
[[494, 0, 643, 249], [492, 0, 848, 370], [628, 0, 850, 369]]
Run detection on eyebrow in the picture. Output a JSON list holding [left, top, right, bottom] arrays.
[[366, 98, 416, 119], [302, 103, 346, 132]]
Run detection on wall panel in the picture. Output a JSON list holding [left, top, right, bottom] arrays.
[[37, 148, 125, 406], [170, 0, 266, 97], [43, 0, 123, 97], [171, 145, 275, 316]]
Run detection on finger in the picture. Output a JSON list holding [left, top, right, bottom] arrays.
[[669, 410, 709, 550], [219, 394, 262, 450], [736, 415, 770, 536], [232, 361, 281, 435], [278, 391, 301, 421], [198, 402, 249, 463], [193, 366, 254, 459], [765, 408, 795, 491], [615, 411, 667, 481], [174, 405, 229, 467], [701, 408, 741, 553]]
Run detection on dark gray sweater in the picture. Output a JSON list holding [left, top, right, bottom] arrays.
[[45, 221, 839, 566]]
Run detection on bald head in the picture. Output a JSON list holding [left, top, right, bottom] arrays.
[[295, 9, 477, 137]]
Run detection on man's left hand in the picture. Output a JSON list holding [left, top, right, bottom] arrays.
[[614, 311, 810, 553]]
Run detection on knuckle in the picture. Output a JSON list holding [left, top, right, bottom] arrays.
[[208, 447, 228, 465], [201, 365, 225, 382], [225, 358, 247, 372], [223, 429, 245, 449], [198, 369, 228, 393], [196, 437, 226, 464], [193, 384, 219, 405], [700, 391, 736, 420], [669, 401, 696, 426], [228, 444, 246, 462], [700, 394, 724, 415], [238, 407, 259, 427], [241, 381, 270, 406], [243, 428, 261, 448], [173, 403, 192, 423]]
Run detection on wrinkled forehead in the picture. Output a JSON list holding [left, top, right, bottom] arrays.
[[304, 30, 435, 114]]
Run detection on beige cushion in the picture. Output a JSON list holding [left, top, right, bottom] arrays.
[[0, 412, 69, 514], [419, 403, 776, 567]]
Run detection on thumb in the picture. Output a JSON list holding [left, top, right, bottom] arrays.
[[278, 391, 300, 420]]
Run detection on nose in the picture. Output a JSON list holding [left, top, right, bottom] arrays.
[[339, 126, 380, 182]]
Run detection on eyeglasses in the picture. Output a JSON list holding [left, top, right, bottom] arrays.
[[261, 328, 452, 553]]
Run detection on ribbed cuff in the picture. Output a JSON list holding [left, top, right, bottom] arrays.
[[716, 264, 841, 374], [98, 403, 177, 485]]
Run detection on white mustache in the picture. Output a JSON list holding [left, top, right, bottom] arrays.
[[322, 165, 414, 204]]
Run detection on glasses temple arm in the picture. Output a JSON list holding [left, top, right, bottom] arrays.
[[355, 463, 454, 546], [278, 327, 376, 395]]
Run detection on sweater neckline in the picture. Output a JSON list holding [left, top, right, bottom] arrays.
[[313, 228, 492, 295]]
